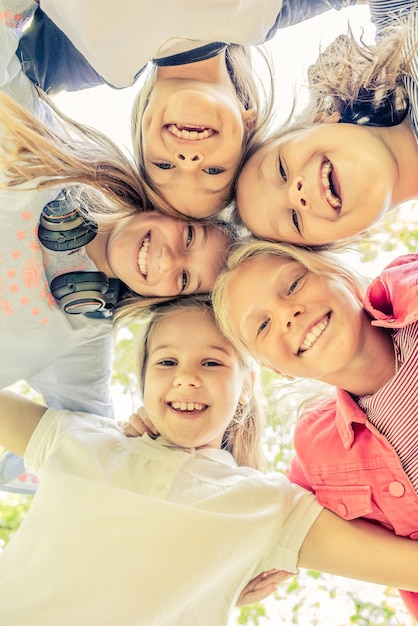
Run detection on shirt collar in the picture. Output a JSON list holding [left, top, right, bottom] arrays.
[[150, 435, 237, 467], [335, 388, 368, 449], [153, 42, 227, 66]]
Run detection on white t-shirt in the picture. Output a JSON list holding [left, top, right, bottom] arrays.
[[0, 0, 112, 416], [39, 0, 284, 87], [0, 408, 322, 626]]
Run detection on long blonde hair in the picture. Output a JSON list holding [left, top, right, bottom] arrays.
[[131, 44, 275, 214], [212, 239, 365, 356], [136, 296, 266, 471], [0, 89, 177, 219]]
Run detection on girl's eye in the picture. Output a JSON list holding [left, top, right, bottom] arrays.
[[204, 167, 224, 175], [158, 359, 176, 366], [278, 157, 287, 182], [203, 360, 222, 367], [291, 209, 301, 234], [257, 319, 270, 336], [154, 162, 174, 170], [186, 225, 194, 247], [181, 270, 189, 292], [288, 278, 300, 295]]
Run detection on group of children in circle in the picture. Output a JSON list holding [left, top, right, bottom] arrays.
[[1, 0, 418, 623]]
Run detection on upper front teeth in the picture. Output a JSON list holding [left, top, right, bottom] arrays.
[[300, 316, 330, 352], [138, 235, 150, 277], [167, 124, 214, 140], [321, 160, 341, 210], [170, 402, 205, 411]]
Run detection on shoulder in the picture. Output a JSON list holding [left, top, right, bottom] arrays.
[[365, 254, 418, 326]]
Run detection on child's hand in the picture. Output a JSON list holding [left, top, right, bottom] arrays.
[[236, 569, 294, 607], [120, 407, 159, 438]]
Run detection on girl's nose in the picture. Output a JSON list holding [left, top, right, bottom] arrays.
[[173, 370, 201, 387], [158, 245, 176, 273], [289, 176, 310, 210], [174, 152, 203, 169], [281, 304, 304, 330]]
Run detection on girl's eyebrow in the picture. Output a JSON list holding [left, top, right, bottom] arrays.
[[186, 225, 207, 294], [240, 308, 265, 339], [154, 181, 231, 196], [207, 344, 234, 357], [149, 344, 175, 353], [150, 343, 233, 356]]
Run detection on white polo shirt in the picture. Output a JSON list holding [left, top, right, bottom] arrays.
[[39, 0, 284, 87], [0, 408, 322, 626]]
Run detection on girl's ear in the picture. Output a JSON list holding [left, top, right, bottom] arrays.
[[313, 111, 341, 125], [239, 369, 255, 405], [242, 109, 258, 132]]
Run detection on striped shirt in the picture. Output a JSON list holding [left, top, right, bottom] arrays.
[[358, 322, 418, 493]]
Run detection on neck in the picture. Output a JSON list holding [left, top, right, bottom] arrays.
[[322, 324, 396, 397], [85, 231, 114, 277], [382, 117, 418, 206], [156, 50, 230, 84]]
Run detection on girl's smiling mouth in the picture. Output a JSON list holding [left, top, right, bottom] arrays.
[[166, 123, 217, 140], [168, 401, 208, 415], [298, 313, 331, 354], [138, 232, 150, 278], [321, 159, 342, 211]]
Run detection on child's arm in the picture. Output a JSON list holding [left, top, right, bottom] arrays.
[[0, 390, 47, 457], [299, 507, 418, 591]]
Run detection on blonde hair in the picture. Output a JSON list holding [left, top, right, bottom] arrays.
[[212, 239, 365, 355], [0, 89, 234, 321], [136, 296, 266, 471], [297, 20, 412, 128], [131, 44, 275, 213]]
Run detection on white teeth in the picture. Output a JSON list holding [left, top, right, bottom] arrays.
[[300, 316, 330, 352], [138, 235, 150, 277], [321, 160, 341, 210], [167, 124, 214, 140], [170, 402, 205, 411]]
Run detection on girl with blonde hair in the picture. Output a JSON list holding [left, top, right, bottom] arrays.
[[235, 1, 418, 247], [17, 1, 359, 218], [212, 238, 418, 618]]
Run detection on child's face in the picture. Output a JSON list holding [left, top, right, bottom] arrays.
[[141, 79, 251, 218], [143, 308, 248, 449], [105, 211, 229, 296], [224, 254, 365, 384], [237, 122, 397, 246]]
